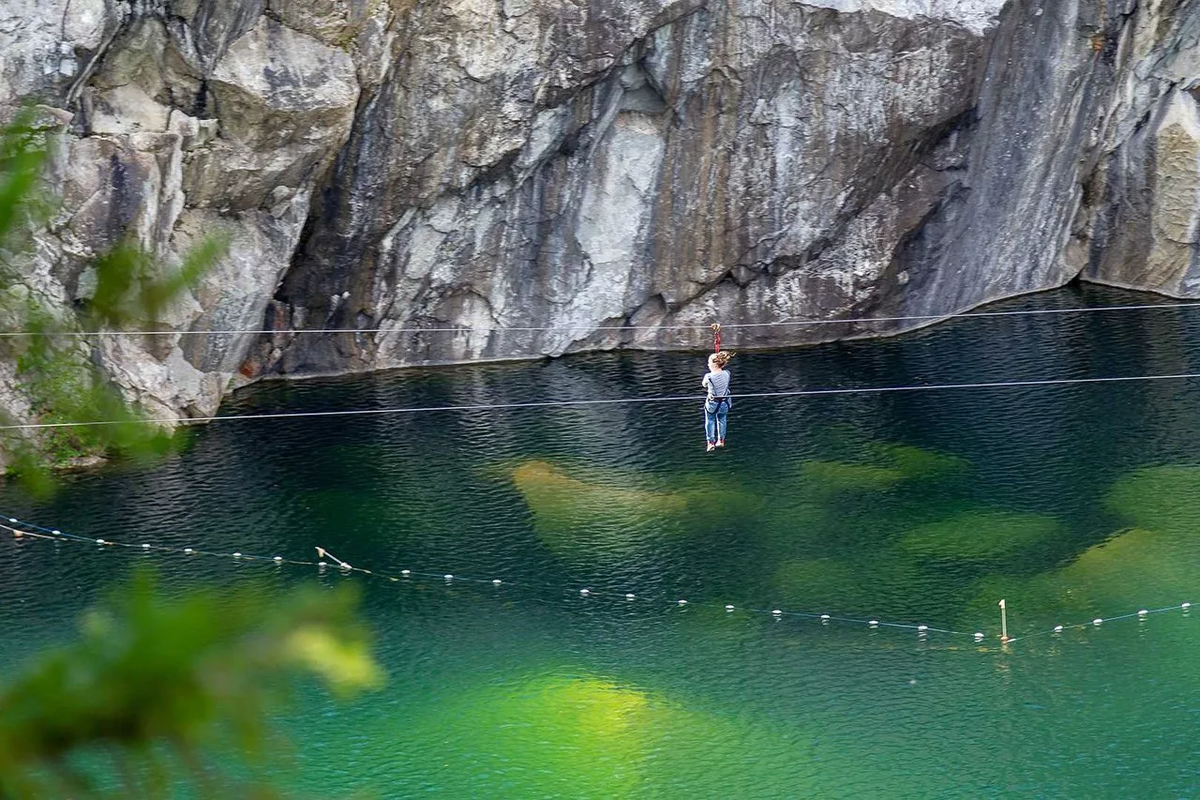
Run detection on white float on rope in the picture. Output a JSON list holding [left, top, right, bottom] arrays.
[[21, 510, 1194, 651]]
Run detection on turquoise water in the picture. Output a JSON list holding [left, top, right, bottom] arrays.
[[2, 285, 1199, 797]]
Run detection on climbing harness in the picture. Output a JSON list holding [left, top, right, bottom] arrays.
[[706, 395, 731, 413]]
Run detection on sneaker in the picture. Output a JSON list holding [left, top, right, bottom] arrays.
[[716, 439, 725, 448], [706, 442, 716, 452]]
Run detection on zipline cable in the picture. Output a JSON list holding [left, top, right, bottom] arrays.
[[3, 300, 1200, 338], [3, 370, 1200, 431]]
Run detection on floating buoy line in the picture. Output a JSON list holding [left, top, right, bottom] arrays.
[[2, 513, 1192, 650]]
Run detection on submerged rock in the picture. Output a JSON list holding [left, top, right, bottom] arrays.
[[961, 465, 1200, 623], [799, 461, 907, 493], [900, 510, 1061, 563], [966, 523, 1198, 626], [508, 459, 765, 564], [1105, 464, 1200, 530], [385, 672, 801, 797], [510, 459, 688, 561], [869, 443, 970, 481]]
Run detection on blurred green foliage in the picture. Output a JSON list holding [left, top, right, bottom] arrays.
[[0, 109, 50, 253], [0, 571, 382, 799], [87, 236, 228, 330], [0, 108, 228, 493], [0, 113, 381, 800]]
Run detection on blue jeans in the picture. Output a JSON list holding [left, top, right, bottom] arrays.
[[704, 399, 729, 443]]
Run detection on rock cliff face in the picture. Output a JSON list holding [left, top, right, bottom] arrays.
[[0, 0, 1198, 423]]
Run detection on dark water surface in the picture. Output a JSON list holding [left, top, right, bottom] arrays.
[[2, 285, 1199, 797]]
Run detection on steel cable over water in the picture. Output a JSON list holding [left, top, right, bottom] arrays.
[[3, 371, 1200, 431], [2, 513, 1192, 650], [3, 299, 1200, 337]]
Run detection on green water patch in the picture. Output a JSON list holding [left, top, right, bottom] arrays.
[[753, 496, 834, 554], [506, 459, 773, 565], [789, 440, 968, 488], [759, 458, 908, 551], [899, 510, 1062, 566], [1105, 464, 1200, 531], [755, 446, 970, 558], [770, 503, 1062, 621], [772, 550, 965, 621], [950, 465, 1200, 628], [509, 460, 689, 563], [499, 444, 973, 572], [378, 671, 813, 798], [509, 459, 688, 518], [773, 558, 862, 610], [798, 460, 906, 493], [298, 485, 457, 541], [867, 443, 970, 482], [961, 464, 1200, 628], [772, 555, 924, 615], [966, 526, 1197, 626], [669, 473, 766, 538]]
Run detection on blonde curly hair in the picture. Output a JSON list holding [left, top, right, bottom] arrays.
[[708, 350, 733, 368]]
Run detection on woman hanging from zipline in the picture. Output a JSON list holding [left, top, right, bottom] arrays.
[[702, 324, 734, 451]]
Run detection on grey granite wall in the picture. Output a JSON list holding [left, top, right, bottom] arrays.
[[0, 0, 1197, 426]]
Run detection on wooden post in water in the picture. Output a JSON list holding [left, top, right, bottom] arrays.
[[999, 598, 1008, 642]]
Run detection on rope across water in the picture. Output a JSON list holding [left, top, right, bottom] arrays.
[[2, 512, 1191, 650]]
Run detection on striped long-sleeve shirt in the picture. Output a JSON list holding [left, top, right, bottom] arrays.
[[702, 370, 732, 405]]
